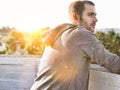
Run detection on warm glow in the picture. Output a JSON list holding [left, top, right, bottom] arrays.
[[0, 0, 71, 33], [0, 0, 120, 32]]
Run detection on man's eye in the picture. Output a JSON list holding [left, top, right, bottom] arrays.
[[88, 13, 94, 16]]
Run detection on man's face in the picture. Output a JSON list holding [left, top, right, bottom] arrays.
[[80, 4, 98, 32]]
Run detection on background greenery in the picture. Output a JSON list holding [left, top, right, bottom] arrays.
[[95, 30, 120, 56], [0, 27, 120, 56]]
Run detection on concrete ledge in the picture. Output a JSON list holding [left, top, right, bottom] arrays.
[[89, 64, 120, 90], [0, 56, 40, 90], [0, 56, 120, 90]]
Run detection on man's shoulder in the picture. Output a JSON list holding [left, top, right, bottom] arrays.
[[61, 26, 98, 45], [62, 25, 93, 37]]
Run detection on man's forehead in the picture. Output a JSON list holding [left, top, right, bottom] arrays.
[[84, 4, 97, 14]]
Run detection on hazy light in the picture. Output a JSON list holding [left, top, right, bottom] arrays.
[[0, 0, 120, 32]]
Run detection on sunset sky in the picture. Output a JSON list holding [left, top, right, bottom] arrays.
[[0, 0, 120, 32]]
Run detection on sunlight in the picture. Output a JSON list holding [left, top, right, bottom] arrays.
[[17, 25, 49, 33], [0, 0, 120, 32], [0, 0, 69, 33]]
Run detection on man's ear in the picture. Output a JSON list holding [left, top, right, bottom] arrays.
[[72, 12, 78, 20], [72, 12, 80, 25]]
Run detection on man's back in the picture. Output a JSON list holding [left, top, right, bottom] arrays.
[[30, 24, 98, 90]]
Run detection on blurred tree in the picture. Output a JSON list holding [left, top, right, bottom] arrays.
[[25, 27, 49, 55], [95, 29, 120, 56], [5, 29, 25, 54]]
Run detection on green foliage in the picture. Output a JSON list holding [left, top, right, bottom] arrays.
[[5, 37, 16, 54], [1, 26, 120, 56], [5, 29, 26, 54], [25, 32, 45, 55], [3, 27, 120, 56], [1, 26, 49, 55], [25, 27, 49, 55], [95, 30, 120, 56]]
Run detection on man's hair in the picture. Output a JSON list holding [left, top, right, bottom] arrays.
[[68, 0, 95, 18]]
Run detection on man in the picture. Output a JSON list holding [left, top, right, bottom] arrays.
[[31, 0, 120, 90]]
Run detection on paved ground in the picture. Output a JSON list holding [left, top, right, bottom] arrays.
[[0, 56, 40, 90]]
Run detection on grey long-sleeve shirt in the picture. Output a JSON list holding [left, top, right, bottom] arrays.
[[30, 23, 120, 90]]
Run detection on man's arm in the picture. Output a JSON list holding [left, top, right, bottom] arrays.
[[84, 41, 120, 74]]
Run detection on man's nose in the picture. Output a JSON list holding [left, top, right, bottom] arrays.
[[94, 16, 98, 22]]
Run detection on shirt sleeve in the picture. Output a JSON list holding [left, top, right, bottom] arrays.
[[83, 36, 120, 74]]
